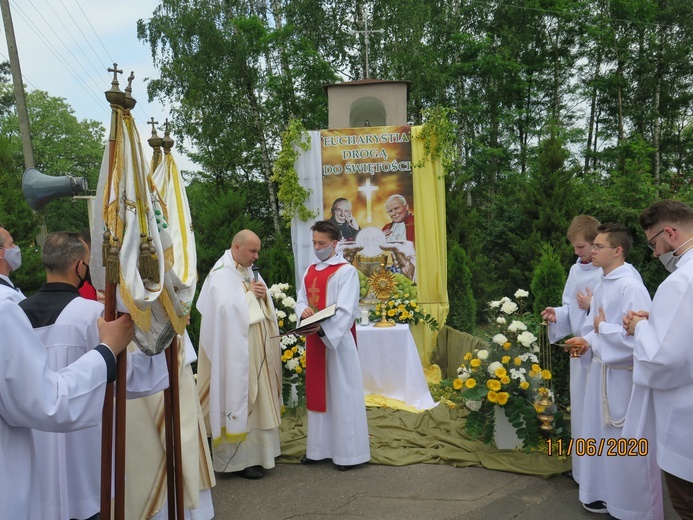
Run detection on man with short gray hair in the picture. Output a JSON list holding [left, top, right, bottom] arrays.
[[19, 231, 169, 520], [0, 224, 25, 302]]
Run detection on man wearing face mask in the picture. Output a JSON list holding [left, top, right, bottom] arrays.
[[0, 224, 25, 303], [295, 220, 370, 471], [18, 231, 170, 520], [623, 200, 693, 520]]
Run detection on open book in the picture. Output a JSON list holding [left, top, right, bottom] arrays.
[[273, 303, 336, 338]]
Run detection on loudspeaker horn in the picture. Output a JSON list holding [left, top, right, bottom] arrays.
[[22, 168, 89, 211]]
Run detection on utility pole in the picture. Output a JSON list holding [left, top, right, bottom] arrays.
[[0, 0, 34, 168]]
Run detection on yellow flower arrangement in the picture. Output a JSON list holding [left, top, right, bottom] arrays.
[[369, 297, 439, 330], [454, 290, 552, 449], [269, 283, 306, 407]]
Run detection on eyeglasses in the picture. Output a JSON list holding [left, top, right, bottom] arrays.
[[647, 228, 670, 250], [590, 243, 617, 251]]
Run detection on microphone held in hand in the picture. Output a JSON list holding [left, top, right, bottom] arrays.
[[252, 265, 259, 282]]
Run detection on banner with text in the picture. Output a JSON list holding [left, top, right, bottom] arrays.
[[320, 126, 416, 283]]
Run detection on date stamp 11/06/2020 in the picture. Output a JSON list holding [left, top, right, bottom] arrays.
[[547, 437, 648, 457]]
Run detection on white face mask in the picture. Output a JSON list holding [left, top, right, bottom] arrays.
[[1, 245, 21, 271], [659, 237, 693, 273], [314, 244, 335, 262]]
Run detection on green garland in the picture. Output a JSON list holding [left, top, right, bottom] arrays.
[[413, 106, 457, 176], [271, 118, 317, 224]]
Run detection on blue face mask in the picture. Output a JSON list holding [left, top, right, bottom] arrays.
[[1, 245, 21, 271], [314, 244, 334, 262]]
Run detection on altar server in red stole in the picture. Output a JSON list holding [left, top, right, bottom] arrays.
[[295, 220, 371, 471]]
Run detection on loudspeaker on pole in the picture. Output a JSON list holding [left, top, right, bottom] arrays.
[[22, 167, 89, 211]]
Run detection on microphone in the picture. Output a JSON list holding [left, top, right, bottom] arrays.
[[252, 265, 259, 282]]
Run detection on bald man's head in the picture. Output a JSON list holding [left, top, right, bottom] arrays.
[[231, 229, 261, 267]]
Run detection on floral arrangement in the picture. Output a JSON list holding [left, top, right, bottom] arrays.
[[454, 290, 552, 449], [368, 296, 439, 331], [268, 283, 306, 407]]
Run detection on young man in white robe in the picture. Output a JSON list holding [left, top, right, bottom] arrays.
[[0, 300, 134, 520], [567, 223, 663, 518], [197, 229, 282, 480], [295, 220, 370, 470], [541, 215, 601, 484], [0, 224, 25, 303], [18, 232, 170, 520], [624, 200, 693, 519]]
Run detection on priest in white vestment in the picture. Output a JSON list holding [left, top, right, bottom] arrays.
[[197, 230, 282, 479], [0, 225, 25, 303], [541, 215, 602, 484], [567, 224, 663, 519], [18, 232, 170, 520], [0, 300, 134, 520], [625, 200, 693, 519], [295, 220, 370, 470]]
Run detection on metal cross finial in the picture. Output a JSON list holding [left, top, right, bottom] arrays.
[[126, 71, 135, 91], [163, 118, 171, 135], [108, 63, 123, 83], [351, 7, 384, 79], [148, 117, 159, 135]]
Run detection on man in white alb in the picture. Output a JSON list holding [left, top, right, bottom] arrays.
[[197, 229, 282, 480]]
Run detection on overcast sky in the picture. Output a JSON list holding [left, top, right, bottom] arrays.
[[1, 0, 199, 172]]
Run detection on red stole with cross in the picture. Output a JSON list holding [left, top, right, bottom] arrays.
[[304, 262, 355, 412]]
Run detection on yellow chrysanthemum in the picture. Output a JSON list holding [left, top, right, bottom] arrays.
[[529, 370, 539, 378], [500, 375, 511, 385], [453, 378, 464, 390], [387, 309, 396, 317], [497, 392, 510, 406], [503, 342, 512, 350], [486, 379, 501, 391], [541, 369, 552, 380], [531, 363, 542, 372], [398, 304, 406, 311], [292, 346, 298, 353], [520, 381, 530, 390], [514, 357, 522, 366], [296, 366, 303, 374], [534, 403, 545, 413], [464, 352, 472, 361], [278, 320, 284, 328], [470, 358, 482, 368], [487, 391, 499, 403], [465, 378, 476, 389], [501, 356, 511, 364], [388, 301, 395, 307], [285, 350, 294, 359], [494, 367, 507, 378]]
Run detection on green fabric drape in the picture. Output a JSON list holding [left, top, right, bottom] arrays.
[[279, 404, 570, 478]]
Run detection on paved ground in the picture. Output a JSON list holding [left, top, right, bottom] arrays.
[[210, 461, 678, 519]]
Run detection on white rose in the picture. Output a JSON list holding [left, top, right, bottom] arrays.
[[501, 301, 518, 314], [456, 368, 471, 381], [476, 349, 489, 360], [507, 320, 527, 332], [282, 297, 296, 308], [280, 283, 290, 291], [466, 400, 482, 411], [489, 300, 501, 308], [514, 289, 529, 298], [496, 316, 506, 324], [487, 361, 503, 375], [500, 297, 511, 304], [517, 331, 537, 348], [492, 334, 507, 346], [276, 292, 286, 301], [289, 313, 297, 323], [276, 310, 287, 319]]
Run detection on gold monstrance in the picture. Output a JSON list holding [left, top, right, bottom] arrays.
[[368, 264, 397, 328]]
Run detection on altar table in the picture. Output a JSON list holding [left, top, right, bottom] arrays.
[[356, 323, 436, 410]]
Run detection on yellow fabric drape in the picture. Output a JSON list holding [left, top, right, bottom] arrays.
[[410, 125, 449, 368]]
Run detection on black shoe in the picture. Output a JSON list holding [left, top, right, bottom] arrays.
[[582, 501, 608, 514], [336, 464, 356, 471], [234, 466, 264, 480], [300, 455, 318, 465]]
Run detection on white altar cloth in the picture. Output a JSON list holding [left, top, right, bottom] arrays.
[[356, 323, 436, 410]]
